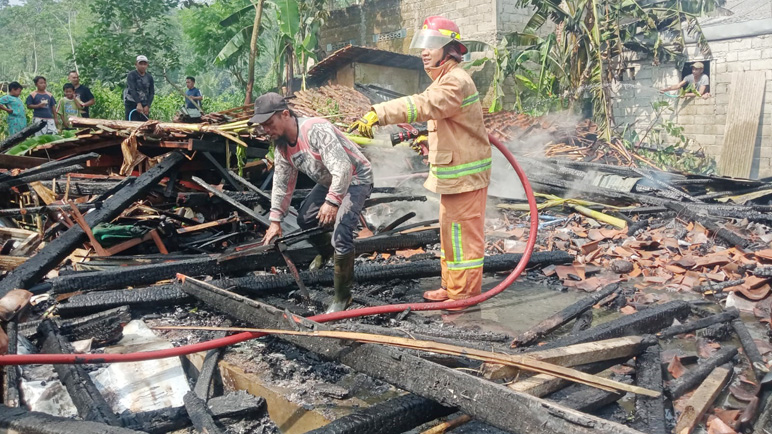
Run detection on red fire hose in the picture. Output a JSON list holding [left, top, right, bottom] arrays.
[[0, 134, 538, 365]]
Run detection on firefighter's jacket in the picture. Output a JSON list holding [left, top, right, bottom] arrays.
[[372, 59, 491, 194]]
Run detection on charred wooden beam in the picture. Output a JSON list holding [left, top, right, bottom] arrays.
[[9, 153, 100, 183], [0, 151, 186, 296], [40, 179, 122, 197], [231, 251, 573, 295], [666, 346, 738, 399], [512, 283, 622, 347], [0, 405, 141, 434], [531, 301, 691, 352], [731, 318, 765, 377], [0, 202, 96, 218], [307, 393, 454, 434], [363, 195, 427, 208], [0, 120, 45, 153], [201, 151, 241, 191], [37, 320, 119, 425], [180, 277, 648, 434], [192, 176, 271, 228], [3, 322, 19, 408], [193, 320, 230, 400], [20, 306, 130, 345], [633, 345, 667, 434], [548, 376, 631, 413], [183, 391, 224, 434], [118, 391, 265, 434], [666, 203, 751, 248], [657, 308, 739, 339], [56, 284, 189, 317], [694, 279, 746, 294], [0, 165, 86, 191]]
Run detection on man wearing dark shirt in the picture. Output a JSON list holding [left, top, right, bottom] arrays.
[[68, 71, 95, 118], [185, 76, 203, 110], [125, 55, 155, 121], [25, 76, 57, 135]]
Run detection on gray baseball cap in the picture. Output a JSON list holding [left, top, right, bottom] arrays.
[[248, 92, 289, 125]]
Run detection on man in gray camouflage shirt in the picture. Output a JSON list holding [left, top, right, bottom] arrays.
[[253, 93, 373, 313]]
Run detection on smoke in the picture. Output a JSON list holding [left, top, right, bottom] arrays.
[[488, 110, 583, 200], [360, 145, 439, 230]]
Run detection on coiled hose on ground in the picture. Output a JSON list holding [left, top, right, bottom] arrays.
[[0, 133, 538, 365]]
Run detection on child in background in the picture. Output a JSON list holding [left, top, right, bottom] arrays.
[[25, 76, 57, 136], [55, 83, 82, 131], [0, 82, 27, 135]]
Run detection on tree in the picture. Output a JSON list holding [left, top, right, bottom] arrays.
[[471, 0, 725, 139], [272, 0, 328, 93], [77, 0, 180, 86]]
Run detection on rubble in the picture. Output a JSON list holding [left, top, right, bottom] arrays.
[[0, 87, 770, 434]]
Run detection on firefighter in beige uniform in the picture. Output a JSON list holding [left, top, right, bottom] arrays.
[[350, 16, 491, 308]]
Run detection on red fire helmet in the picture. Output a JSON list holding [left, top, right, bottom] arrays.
[[410, 16, 468, 55]]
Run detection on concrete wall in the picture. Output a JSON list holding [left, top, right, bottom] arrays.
[[320, 0, 500, 56], [611, 35, 772, 178], [356, 63, 429, 94]]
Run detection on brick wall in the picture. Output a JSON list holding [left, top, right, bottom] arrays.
[[611, 34, 772, 178]]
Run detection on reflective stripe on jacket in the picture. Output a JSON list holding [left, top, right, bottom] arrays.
[[372, 60, 491, 194]]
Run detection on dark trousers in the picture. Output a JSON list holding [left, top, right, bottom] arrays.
[[125, 100, 148, 121], [297, 183, 373, 255]]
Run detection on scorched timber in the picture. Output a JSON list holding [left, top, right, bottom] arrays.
[[732, 318, 766, 377], [0, 151, 185, 296], [118, 391, 265, 434], [19, 305, 131, 344], [38, 320, 119, 425], [56, 284, 189, 317], [657, 308, 739, 339], [4, 322, 19, 408], [666, 346, 738, 399], [54, 251, 572, 316], [0, 120, 45, 153], [0, 405, 141, 434], [306, 393, 454, 434], [180, 277, 648, 434], [529, 301, 691, 352], [512, 283, 622, 347], [633, 345, 667, 434]]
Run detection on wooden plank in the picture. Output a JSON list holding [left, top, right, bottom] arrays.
[[485, 336, 648, 381], [673, 365, 732, 434], [0, 227, 38, 242], [719, 71, 767, 178], [0, 154, 48, 170], [177, 215, 240, 235]]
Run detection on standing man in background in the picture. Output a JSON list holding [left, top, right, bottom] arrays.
[[68, 71, 95, 118], [185, 76, 203, 113], [125, 55, 155, 121], [26, 76, 57, 136]]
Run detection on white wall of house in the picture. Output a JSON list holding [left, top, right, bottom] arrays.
[[612, 34, 772, 178]]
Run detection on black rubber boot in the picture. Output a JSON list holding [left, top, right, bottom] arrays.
[[325, 251, 355, 314], [309, 232, 334, 271]]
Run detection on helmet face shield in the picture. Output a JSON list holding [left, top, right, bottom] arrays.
[[410, 29, 453, 51]]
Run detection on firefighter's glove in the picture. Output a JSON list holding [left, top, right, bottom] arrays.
[[410, 135, 429, 156], [348, 111, 379, 138]]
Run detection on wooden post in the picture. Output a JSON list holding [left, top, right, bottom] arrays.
[[674, 365, 732, 434]]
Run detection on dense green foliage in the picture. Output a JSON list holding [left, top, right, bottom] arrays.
[[0, 0, 295, 140]]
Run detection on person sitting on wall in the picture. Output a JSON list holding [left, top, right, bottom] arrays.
[[661, 62, 710, 99]]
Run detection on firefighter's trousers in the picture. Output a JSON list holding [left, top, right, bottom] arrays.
[[439, 187, 487, 300]]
